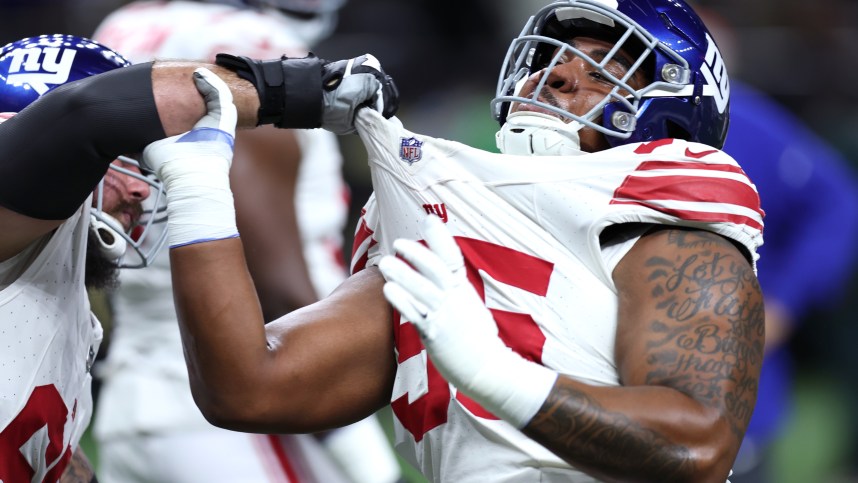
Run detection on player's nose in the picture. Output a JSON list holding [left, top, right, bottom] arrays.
[[122, 168, 151, 202], [541, 61, 581, 93]]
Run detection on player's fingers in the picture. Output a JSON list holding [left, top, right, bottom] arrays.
[[378, 255, 444, 309], [192, 67, 237, 135], [382, 282, 430, 332], [391, 238, 457, 289], [420, 215, 465, 276]]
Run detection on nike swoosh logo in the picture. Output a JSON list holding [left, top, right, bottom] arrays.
[[685, 147, 719, 159]]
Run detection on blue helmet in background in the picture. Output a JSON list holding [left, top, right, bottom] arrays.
[[0, 34, 167, 268], [493, 0, 730, 151], [0, 34, 130, 113]]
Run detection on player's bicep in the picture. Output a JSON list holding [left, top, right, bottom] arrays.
[[613, 227, 765, 440], [263, 267, 396, 430]]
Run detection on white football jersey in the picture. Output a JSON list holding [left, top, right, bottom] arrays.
[[92, 1, 349, 437], [0, 200, 103, 481], [351, 110, 763, 481], [93, 0, 316, 62]]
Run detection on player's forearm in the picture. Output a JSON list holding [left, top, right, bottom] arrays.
[[152, 61, 260, 134], [172, 242, 396, 433], [0, 62, 164, 221], [523, 376, 734, 482]]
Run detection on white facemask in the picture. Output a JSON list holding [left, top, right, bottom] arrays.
[[496, 111, 585, 156]]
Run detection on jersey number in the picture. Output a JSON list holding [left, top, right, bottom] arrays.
[[0, 384, 72, 482], [390, 237, 553, 441]]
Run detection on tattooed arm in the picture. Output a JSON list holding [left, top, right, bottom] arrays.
[[522, 227, 765, 482], [60, 448, 97, 482]]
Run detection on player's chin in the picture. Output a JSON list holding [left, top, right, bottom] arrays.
[[578, 128, 611, 153], [84, 227, 120, 290]]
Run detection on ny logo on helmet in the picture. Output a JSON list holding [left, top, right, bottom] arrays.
[[700, 33, 729, 114], [4, 47, 77, 95]]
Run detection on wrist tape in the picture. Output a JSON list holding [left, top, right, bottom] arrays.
[[463, 347, 559, 429], [159, 147, 237, 248]]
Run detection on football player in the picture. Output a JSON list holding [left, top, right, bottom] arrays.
[[0, 33, 396, 481], [144, 0, 765, 481]]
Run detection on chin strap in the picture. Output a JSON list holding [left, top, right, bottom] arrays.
[[90, 212, 127, 261], [496, 112, 585, 156]]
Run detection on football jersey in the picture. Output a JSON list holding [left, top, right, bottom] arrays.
[[92, 1, 349, 437], [351, 109, 763, 481], [0, 200, 103, 482], [93, 0, 315, 62]]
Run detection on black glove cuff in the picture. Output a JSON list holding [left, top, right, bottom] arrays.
[[215, 53, 324, 129]]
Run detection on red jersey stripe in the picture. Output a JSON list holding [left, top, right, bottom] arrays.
[[350, 218, 376, 273], [265, 434, 301, 483], [635, 160, 748, 176], [611, 200, 764, 231], [612, 174, 763, 218]]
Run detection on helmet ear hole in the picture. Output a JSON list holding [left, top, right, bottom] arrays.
[[665, 120, 691, 142]]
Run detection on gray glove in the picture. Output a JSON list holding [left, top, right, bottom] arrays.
[[321, 54, 399, 135]]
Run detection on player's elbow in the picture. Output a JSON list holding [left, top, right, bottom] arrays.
[[685, 409, 743, 482], [189, 386, 272, 432], [186, 371, 312, 433], [183, 373, 266, 431]]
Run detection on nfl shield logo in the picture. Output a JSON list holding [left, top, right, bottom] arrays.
[[399, 137, 423, 165]]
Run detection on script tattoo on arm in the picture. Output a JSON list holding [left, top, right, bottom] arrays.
[[643, 229, 764, 440], [522, 227, 763, 480], [526, 379, 695, 479]]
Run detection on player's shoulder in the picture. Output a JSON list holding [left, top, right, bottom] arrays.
[[596, 138, 750, 180], [610, 138, 736, 164]]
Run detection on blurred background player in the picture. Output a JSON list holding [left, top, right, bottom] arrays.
[[89, 1, 402, 482]]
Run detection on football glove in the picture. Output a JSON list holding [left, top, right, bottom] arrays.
[[378, 216, 558, 428], [321, 54, 399, 135]]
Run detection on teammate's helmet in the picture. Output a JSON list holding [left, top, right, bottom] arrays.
[[493, 0, 730, 150], [0, 34, 167, 268]]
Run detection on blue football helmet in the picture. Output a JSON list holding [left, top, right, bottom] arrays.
[[493, 0, 730, 154], [0, 34, 167, 268]]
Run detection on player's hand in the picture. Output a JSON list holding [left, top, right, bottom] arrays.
[[142, 67, 239, 248], [320, 54, 399, 135], [142, 67, 236, 178], [379, 216, 499, 385], [378, 216, 557, 428]]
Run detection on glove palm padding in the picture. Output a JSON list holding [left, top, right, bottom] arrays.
[[321, 54, 399, 134]]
